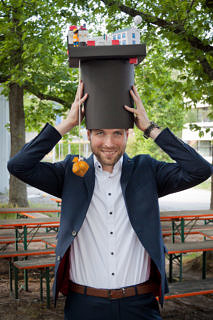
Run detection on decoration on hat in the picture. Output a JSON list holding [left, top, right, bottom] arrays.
[[133, 15, 142, 26], [67, 20, 146, 130]]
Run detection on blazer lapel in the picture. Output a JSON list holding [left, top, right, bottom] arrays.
[[120, 153, 134, 196]]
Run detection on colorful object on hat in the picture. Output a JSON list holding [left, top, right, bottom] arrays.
[[72, 157, 89, 177]]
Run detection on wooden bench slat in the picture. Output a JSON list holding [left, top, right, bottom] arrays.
[[13, 257, 55, 269], [167, 240, 213, 254], [19, 212, 50, 218], [165, 279, 213, 299], [0, 238, 42, 244], [0, 232, 57, 242], [161, 224, 213, 232], [0, 248, 55, 258]]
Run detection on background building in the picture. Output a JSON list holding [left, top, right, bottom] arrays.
[[182, 103, 213, 163], [0, 88, 10, 193], [111, 27, 140, 45]]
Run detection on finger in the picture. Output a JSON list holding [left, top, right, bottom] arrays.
[[130, 89, 138, 104], [75, 81, 84, 101], [132, 85, 140, 97], [79, 81, 84, 97], [80, 93, 88, 104], [76, 82, 81, 95], [130, 88, 137, 99], [124, 105, 137, 115]]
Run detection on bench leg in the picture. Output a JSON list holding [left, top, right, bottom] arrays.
[[172, 221, 175, 243], [9, 259, 13, 293], [14, 266, 19, 299], [40, 269, 43, 301], [45, 267, 50, 308], [24, 269, 28, 291], [202, 251, 207, 279], [15, 228, 19, 251], [179, 253, 183, 281], [181, 218, 185, 243]]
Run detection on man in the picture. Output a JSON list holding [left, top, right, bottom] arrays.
[[8, 82, 212, 320]]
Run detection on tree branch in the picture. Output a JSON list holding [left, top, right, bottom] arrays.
[[198, 56, 213, 81], [23, 82, 68, 106], [0, 75, 10, 83], [101, 0, 213, 55]]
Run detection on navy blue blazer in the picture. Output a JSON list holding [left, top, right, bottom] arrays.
[[7, 123, 212, 305]]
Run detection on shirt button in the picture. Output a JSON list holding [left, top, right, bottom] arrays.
[[72, 230, 77, 237], [57, 256, 61, 261], [110, 232, 113, 234], [111, 252, 114, 255], [112, 273, 115, 276], [108, 193, 111, 196], [109, 212, 112, 215]]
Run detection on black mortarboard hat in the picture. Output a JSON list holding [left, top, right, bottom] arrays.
[[68, 44, 146, 129]]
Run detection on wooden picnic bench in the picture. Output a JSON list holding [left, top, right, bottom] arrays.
[[0, 217, 60, 251], [165, 278, 213, 299], [0, 207, 61, 215], [0, 232, 56, 249], [12, 255, 213, 308], [161, 210, 213, 243], [161, 222, 213, 238], [0, 247, 55, 294], [13, 257, 55, 308], [166, 240, 213, 282]]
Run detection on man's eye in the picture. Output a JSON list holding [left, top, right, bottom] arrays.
[[114, 132, 122, 136]]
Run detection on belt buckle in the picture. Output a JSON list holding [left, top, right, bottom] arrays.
[[108, 287, 126, 300], [108, 289, 114, 300]]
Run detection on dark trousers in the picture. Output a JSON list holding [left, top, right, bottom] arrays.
[[64, 291, 162, 320]]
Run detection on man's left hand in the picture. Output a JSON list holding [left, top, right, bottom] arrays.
[[124, 85, 150, 132]]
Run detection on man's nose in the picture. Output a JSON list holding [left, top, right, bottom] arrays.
[[104, 135, 114, 147]]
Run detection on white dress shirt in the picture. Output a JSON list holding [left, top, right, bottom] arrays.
[[69, 155, 150, 289]]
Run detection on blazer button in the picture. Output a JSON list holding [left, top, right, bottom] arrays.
[[72, 230, 77, 237]]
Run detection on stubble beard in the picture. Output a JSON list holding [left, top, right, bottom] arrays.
[[91, 146, 124, 169]]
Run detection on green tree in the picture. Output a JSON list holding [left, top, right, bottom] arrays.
[[73, 0, 213, 206], [77, 0, 213, 109], [126, 41, 186, 160], [0, 0, 78, 206]]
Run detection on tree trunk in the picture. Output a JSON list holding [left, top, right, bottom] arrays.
[[8, 83, 28, 207]]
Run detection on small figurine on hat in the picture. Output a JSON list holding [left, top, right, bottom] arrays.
[[73, 28, 79, 47], [68, 24, 88, 47]]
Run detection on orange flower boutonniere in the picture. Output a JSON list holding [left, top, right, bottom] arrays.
[[72, 157, 89, 177]]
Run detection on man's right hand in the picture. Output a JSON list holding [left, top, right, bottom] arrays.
[[55, 81, 88, 136]]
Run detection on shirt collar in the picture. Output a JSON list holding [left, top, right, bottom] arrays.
[[93, 155, 123, 176]]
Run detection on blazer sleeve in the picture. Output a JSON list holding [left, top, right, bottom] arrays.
[[151, 128, 213, 197], [7, 123, 67, 198]]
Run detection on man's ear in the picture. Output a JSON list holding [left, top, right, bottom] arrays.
[[87, 129, 91, 141], [126, 129, 129, 140]]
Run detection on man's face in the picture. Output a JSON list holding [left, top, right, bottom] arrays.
[[87, 129, 129, 172]]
